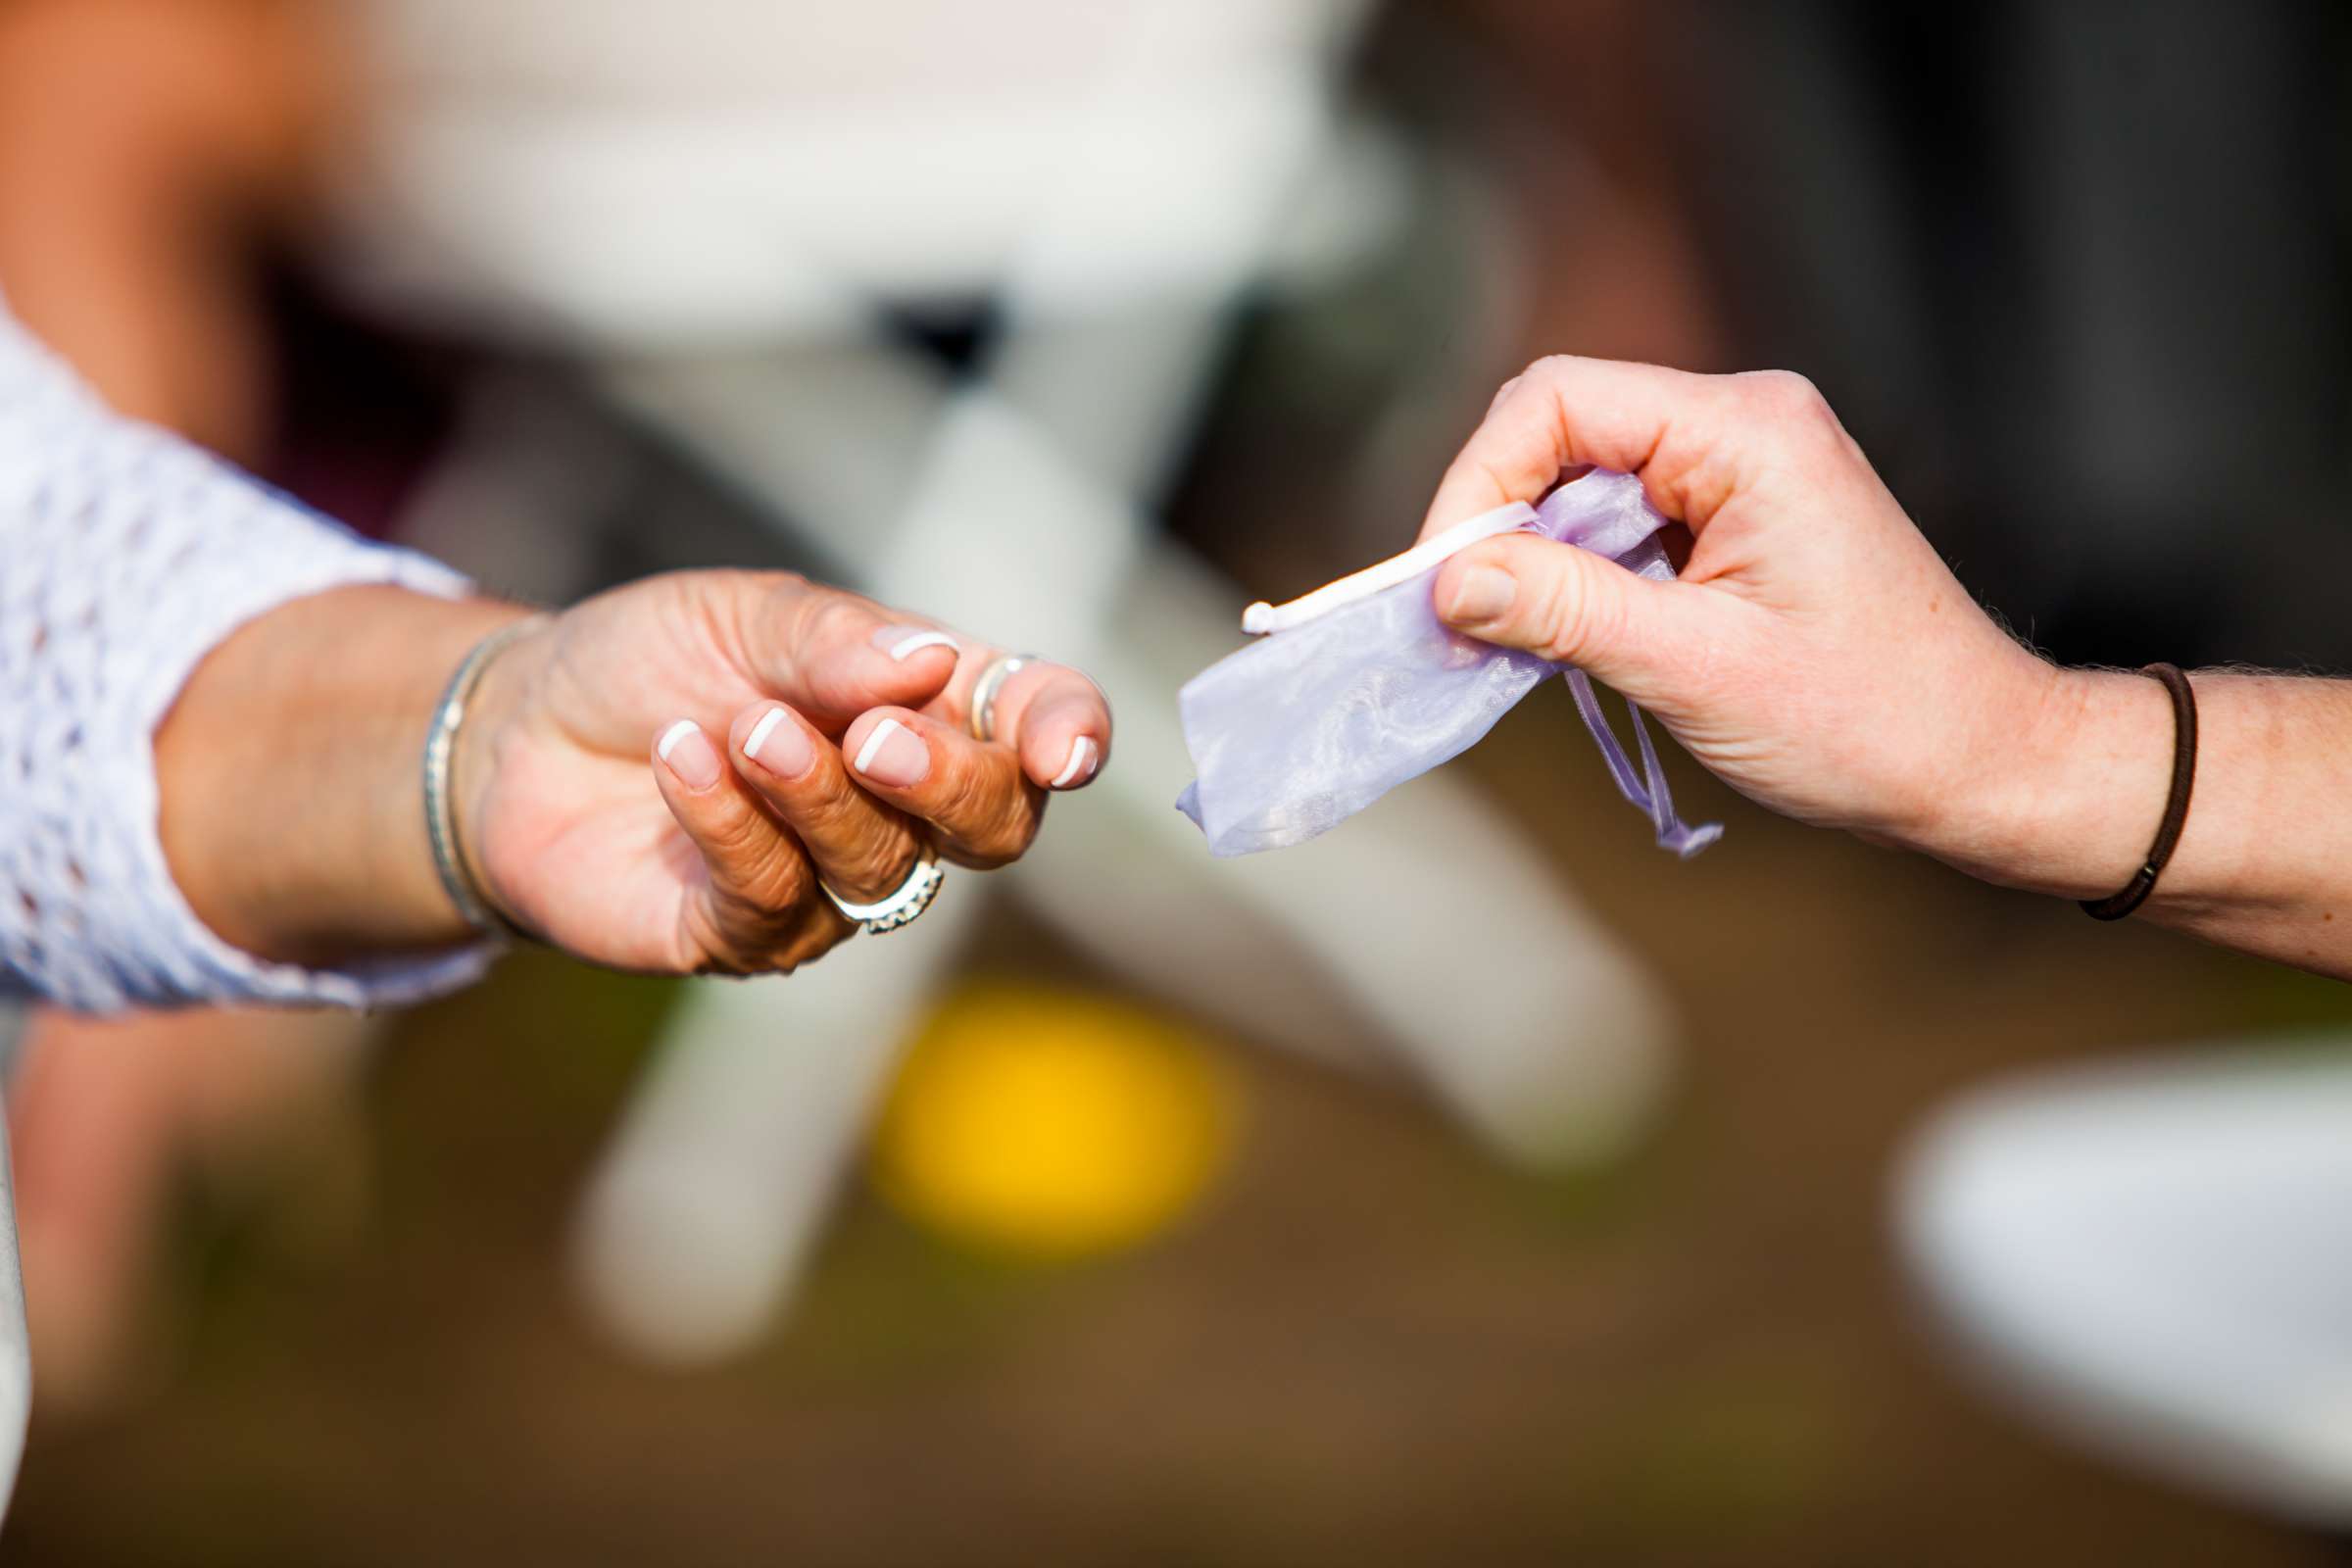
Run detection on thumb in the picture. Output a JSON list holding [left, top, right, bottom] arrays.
[[1433, 534, 1694, 698]]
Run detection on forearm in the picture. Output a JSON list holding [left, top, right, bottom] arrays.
[[156, 585, 531, 967], [1927, 666, 2352, 978], [1417, 357, 2352, 984]]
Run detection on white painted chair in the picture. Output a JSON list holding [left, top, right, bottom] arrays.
[[331, 0, 1679, 1362]]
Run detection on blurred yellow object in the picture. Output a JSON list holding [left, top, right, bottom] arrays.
[[871, 985, 1237, 1261]]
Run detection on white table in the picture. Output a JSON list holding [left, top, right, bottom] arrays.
[[1901, 1038, 2352, 1528]]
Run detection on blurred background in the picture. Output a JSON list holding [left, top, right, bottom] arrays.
[[2, 0, 2351, 1561]]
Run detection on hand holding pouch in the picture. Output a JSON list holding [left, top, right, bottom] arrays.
[[1177, 468, 1722, 858]]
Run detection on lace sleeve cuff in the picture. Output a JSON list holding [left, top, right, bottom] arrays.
[[1, 313, 497, 1012]]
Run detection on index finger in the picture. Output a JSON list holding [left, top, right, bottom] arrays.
[[1415, 356, 1741, 543]]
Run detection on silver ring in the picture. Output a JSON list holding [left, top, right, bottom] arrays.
[[821, 843, 945, 934], [968, 653, 1041, 743]]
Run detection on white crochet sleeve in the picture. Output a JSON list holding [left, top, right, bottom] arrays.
[[0, 306, 495, 1012]]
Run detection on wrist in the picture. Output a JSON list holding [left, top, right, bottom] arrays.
[[1915, 662, 2178, 900], [159, 587, 533, 966]]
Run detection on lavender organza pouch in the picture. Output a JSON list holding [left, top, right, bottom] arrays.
[[1177, 467, 1722, 858]]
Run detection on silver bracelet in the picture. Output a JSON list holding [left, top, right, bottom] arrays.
[[422, 614, 550, 940]]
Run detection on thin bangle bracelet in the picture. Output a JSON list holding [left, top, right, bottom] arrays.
[[423, 614, 551, 941], [2080, 662, 2198, 922]]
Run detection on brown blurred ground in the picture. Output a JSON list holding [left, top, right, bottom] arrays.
[[6, 719, 2342, 1566]]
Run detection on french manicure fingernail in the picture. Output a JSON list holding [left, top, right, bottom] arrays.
[[1050, 735, 1099, 789], [1446, 564, 1516, 624], [872, 625, 959, 662], [657, 719, 721, 790], [851, 716, 930, 787], [743, 706, 814, 779]]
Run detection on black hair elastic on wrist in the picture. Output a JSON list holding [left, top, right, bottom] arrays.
[[2080, 662, 2197, 921]]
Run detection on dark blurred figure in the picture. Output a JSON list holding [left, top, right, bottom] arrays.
[[1678, 0, 2351, 669]]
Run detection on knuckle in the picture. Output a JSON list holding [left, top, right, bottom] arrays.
[[715, 841, 808, 926], [839, 829, 916, 900], [755, 937, 811, 977], [763, 569, 812, 596], [1525, 352, 1579, 386], [802, 595, 861, 654], [682, 907, 760, 978], [782, 904, 860, 970], [759, 570, 817, 636], [709, 904, 789, 963], [1530, 560, 1618, 667], [935, 768, 1034, 867], [775, 580, 870, 668], [1528, 567, 1588, 664], [704, 829, 806, 916], [934, 762, 997, 830], [681, 868, 825, 977], [969, 807, 1039, 869], [1747, 368, 1834, 429], [696, 798, 768, 862], [770, 928, 841, 975], [760, 570, 813, 609]]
